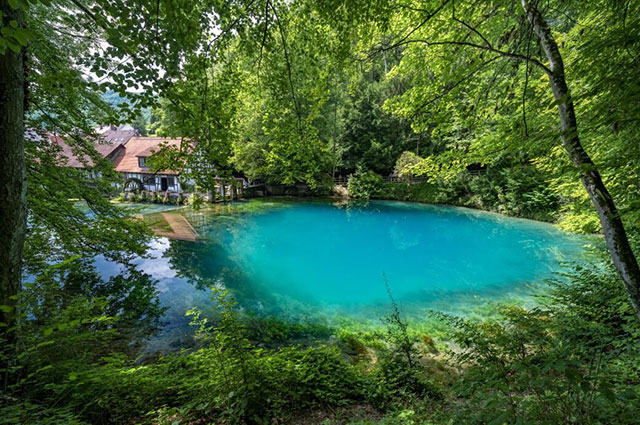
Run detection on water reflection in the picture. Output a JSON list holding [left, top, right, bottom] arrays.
[[99, 199, 599, 351]]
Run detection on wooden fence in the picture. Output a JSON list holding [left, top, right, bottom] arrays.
[[333, 176, 429, 186]]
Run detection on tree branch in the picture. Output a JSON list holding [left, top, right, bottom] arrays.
[[394, 38, 552, 76], [367, 0, 451, 59], [452, 16, 492, 49], [270, 2, 303, 134], [410, 56, 501, 119]]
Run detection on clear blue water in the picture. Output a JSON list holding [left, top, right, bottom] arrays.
[[95, 199, 594, 349], [75, 200, 184, 218]]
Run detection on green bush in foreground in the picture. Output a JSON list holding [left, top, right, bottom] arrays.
[[0, 401, 89, 425], [437, 265, 640, 425], [2, 262, 639, 425], [32, 290, 373, 424]]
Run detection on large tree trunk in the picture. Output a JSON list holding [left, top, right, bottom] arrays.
[[523, 0, 640, 317], [0, 3, 27, 368]]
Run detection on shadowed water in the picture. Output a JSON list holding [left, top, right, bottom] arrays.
[[97, 199, 595, 349]]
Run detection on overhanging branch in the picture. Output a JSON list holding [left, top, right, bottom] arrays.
[[394, 38, 552, 76]]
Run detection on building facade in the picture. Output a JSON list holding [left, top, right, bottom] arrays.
[[52, 127, 190, 193], [112, 136, 189, 193]]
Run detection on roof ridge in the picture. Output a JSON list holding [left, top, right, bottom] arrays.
[[130, 136, 182, 139]]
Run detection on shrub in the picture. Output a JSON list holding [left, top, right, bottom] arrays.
[[371, 275, 444, 404], [367, 164, 560, 222], [497, 166, 559, 220], [0, 401, 89, 425], [62, 291, 368, 424], [394, 151, 423, 179], [178, 177, 195, 193], [439, 264, 640, 424], [189, 192, 204, 210], [372, 354, 443, 403], [348, 167, 384, 200]]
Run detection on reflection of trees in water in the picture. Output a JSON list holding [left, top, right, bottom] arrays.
[[25, 257, 164, 356], [161, 221, 283, 316]]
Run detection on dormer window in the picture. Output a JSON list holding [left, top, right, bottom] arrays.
[[138, 156, 148, 168]]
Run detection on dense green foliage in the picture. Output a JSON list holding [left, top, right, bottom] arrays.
[[4, 265, 639, 424], [348, 168, 385, 200], [141, 0, 640, 235], [2, 0, 640, 424], [442, 266, 640, 424], [350, 164, 560, 222]]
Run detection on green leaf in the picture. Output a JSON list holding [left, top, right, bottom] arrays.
[[488, 412, 509, 425], [6, 40, 20, 53], [13, 28, 30, 45]]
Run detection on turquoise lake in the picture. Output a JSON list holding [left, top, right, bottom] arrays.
[[98, 199, 594, 349]]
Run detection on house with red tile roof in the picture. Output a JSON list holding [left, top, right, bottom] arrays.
[[50, 124, 138, 169], [113, 137, 189, 192], [51, 132, 126, 169], [50, 127, 191, 193], [95, 124, 138, 144]]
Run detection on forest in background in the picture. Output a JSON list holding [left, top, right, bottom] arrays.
[[1, 0, 639, 423]]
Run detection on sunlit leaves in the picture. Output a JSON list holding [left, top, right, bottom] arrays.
[[321, 0, 640, 234]]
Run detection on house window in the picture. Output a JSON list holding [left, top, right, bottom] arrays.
[[167, 177, 175, 187], [138, 157, 147, 168], [143, 176, 155, 185]]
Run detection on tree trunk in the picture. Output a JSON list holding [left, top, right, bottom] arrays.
[[523, 0, 640, 317], [230, 181, 237, 200], [0, 3, 27, 369]]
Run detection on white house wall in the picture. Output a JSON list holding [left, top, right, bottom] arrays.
[[122, 173, 181, 193]]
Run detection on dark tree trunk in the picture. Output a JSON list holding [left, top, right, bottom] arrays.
[[231, 183, 237, 200], [0, 3, 27, 369], [523, 0, 640, 317]]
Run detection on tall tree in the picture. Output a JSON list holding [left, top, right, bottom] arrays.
[[521, 0, 640, 315], [0, 0, 194, 374], [0, 0, 27, 366], [321, 0, 640, 316]]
